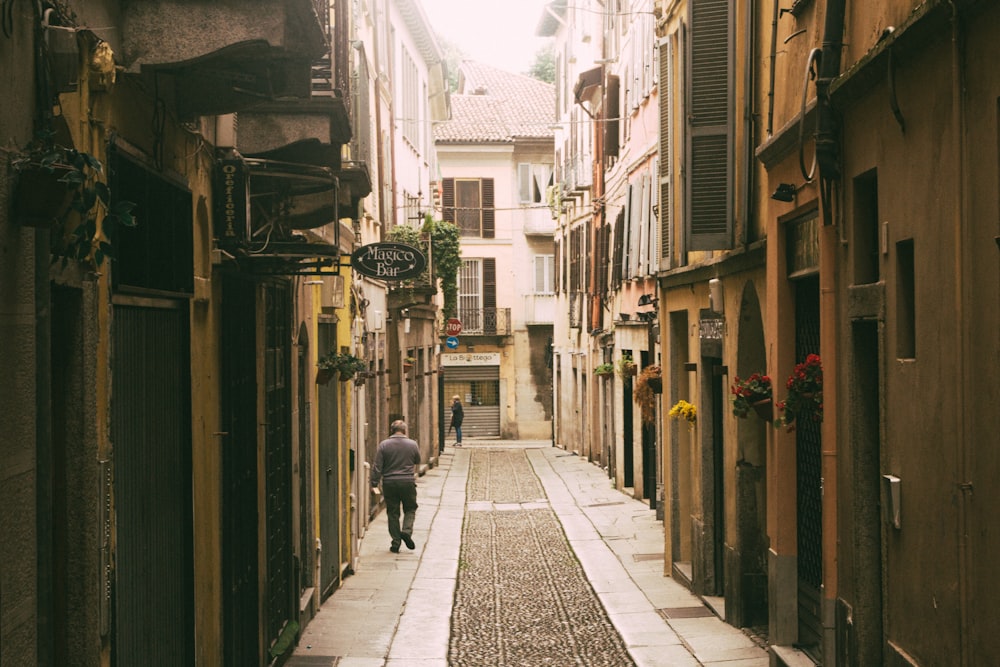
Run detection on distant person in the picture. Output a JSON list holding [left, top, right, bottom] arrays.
[[371, 420, 421, 553], [450, 395, 464, 446]]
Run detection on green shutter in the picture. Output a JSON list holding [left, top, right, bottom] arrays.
[[686, 0, 733, 251]]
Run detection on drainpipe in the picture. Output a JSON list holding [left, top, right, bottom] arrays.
[[766, 0, 779, 136], [743, 0, 756, 249], [814, 0, 846, 660], [814, 0, 846, 190], [948, 4, 971, 663], [36, 227, 53, 667], [32, 1, 54, 662]]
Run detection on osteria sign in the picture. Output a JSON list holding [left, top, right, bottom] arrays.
[[350, 242, 427, 280]]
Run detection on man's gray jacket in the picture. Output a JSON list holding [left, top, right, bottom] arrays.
[[371, 434, 420, 485]]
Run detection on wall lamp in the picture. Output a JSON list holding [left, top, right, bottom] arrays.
[[771, 183, 797, 202], [637, 293, 658, 307]]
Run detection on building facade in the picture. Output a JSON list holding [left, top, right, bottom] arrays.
[[0, 0, 447, 664], [549, 0, 1000, 664], [434, 61, 555, 441]]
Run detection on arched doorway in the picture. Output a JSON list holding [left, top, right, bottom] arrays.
[[731, 281, 769, 632]]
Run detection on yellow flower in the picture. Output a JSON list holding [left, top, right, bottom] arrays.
[[669, 400, 697, 425]]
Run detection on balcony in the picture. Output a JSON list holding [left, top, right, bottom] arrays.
[[561, 154, 593, 195], [121, 0, 329, 116], [446, 308, 512, 337], [523, 294, 555, 325]]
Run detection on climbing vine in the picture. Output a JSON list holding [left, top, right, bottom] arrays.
[[386, 215, 461, 316]]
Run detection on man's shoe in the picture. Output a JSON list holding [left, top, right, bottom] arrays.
[[401, 533, 415, 550], [390, 544, 400, 553]]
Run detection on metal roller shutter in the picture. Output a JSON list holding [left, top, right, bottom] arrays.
[[443, 366, 500, 438]]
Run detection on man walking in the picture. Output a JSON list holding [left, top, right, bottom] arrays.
[[371, 420, 421, 553]]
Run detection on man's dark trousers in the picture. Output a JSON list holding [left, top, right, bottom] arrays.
[[383, 479, 418, 549]]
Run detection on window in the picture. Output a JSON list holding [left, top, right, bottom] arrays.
[[895, 239, 915, 359], [400, 47, 419, 146], [458, 258, 497, 334], [852, 169, 880, 284], [518, 163, 553, 204], [686, 0, 734, 251], [533, 255, 555, 294], [442, 177, 495, 238]]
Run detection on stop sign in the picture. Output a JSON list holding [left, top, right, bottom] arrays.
[[445, 318, 462, 336]]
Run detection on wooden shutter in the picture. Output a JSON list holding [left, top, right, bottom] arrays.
[[611, 208, 625, 289], [605, 75, 620, 159], [598, 219, 611, 297], [686, 0, 733, 251], [554, 237, 562, 293], [658, 35, 673, 270], [442, 177, 455, 224], [483, 257, 497, 335], [481, 178, 495, 238]]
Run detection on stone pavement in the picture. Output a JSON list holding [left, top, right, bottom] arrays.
[[289, 441, 769, 667]]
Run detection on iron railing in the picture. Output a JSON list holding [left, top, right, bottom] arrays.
[[446, 308, 512, 336]]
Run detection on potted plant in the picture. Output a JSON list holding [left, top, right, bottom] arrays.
[[593, 362, 614, 377], [776, 354, 823, 429], [616, 354, 637, 378], [318, 351, 367, 384], [402, 356, 416, 371], [668, 400, 697, 429], [634, 365, 662, 424], [730, 373, 773, 421], [10, 133, 136, 266]]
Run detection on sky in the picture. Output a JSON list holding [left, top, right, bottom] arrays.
[[417, 0, 552, 75]]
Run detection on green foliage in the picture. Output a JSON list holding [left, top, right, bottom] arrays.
[[435, 34, 466, 92], [427, 216, 461, 317], [594, 363, 615, 376], [12, 131, 136, 268], [526, 42, 556, 84], [634, 365, 662, 424], [616, 354, 636, 379], [319, 351, 367, 378], [386, 216, 461, 316]]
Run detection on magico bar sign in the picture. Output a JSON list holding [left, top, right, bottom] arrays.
[[351, 242, 427, 280], [213, 153, 250, 244]]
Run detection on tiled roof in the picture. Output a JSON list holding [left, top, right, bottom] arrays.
[[434, 61, 555, 144]]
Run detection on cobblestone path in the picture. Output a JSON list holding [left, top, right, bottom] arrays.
[[449, 449, 635, 666]]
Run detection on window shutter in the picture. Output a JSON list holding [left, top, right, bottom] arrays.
[[611, 208, 625, 289], [442, 177, 455, 224], [598, 220, 611, 297], [481, 178, 495, 238], [658, 35, 673, 270], [518, 164, 531, 203], [483, 257, 497, 334], [686, 0, 733, 251], [555, 238, 562, 293], [605, 75, 620, 158], [639, 173, 651, 276]]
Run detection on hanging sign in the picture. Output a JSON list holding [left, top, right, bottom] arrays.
[[350, 242, 427, 280], [213, 153, 250, 244]]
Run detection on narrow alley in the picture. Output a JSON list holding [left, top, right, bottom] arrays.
[[289, 442, 768, 667]]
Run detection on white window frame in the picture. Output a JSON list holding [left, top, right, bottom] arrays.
[[533, 255, 555, 294]]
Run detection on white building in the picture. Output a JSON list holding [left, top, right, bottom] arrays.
[[434, 62, 555, 440]]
